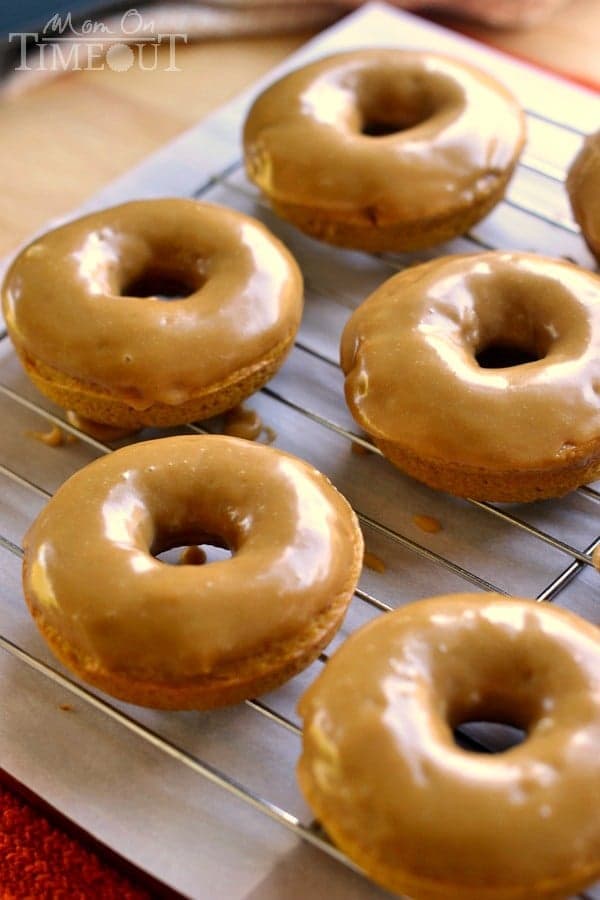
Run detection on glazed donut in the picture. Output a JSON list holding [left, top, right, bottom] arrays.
[[243, 50, 525, 252], [298, 593, 600, 900], [340, 251, 600, 501], [2, 199, 303, 429], [22, 435, 363, 709], [567, 130, 600, 264]]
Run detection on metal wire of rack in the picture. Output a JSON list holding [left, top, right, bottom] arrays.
[[0, 82, 599, 900]]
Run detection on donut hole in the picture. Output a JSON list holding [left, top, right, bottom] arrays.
[[355, 68, 458, 138], [122, 266, 203, 301], [475, 343, 541, 369], [468, 272, 582, 371], [474, 325, 551, 369], [154, 533, 233, 566], [454, 721, 527, 754], [446, 666, 539, 754], [359, 98, 434, 137], [361, 112, 430, 137], [473, 310, 555, 370]]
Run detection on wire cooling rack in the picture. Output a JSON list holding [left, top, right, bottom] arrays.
[[1, 6, 599, 899]]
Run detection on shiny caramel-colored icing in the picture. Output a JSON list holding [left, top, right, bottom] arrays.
[[363, 550, 386, 574], [567, 130, 600, 263], [298, 594, 600, 899], [244, 50, 524, 227], [2, 199, 303, 411], [26, 425, 66, 447], [23, 435, 362, 683], [413, 514, 442, 534], [341, 252, 600, 469], [223, 404, 264, 441], [66, 411, 137, 443], [178, 545, 207, 566]]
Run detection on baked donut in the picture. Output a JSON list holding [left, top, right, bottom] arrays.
[[340, 251, 600, 501], [567, 130, 600, 264], [22, 435, 363, 709], [2, 199, 303, 429], [243, 50, 525, 252], [298, 593, 600, 900]]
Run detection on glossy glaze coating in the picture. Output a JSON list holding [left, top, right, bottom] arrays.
[[567, 130, 600, 263], [223, 404, 264, 440], [244, 50, 524, 225], [23, 435, 362, 679], [298, 594, 600, 899], [341, 252, 600, 469], [2, 199, 303, 410]]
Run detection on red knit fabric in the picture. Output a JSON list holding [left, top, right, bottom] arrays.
[[0, 782, 151, 898]]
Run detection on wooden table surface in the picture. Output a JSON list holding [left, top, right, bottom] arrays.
[[0, 0, 598, 258]]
